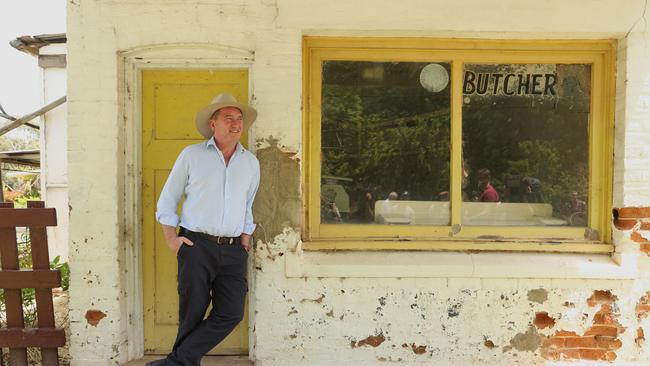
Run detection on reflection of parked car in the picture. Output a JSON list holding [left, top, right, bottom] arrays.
[[374, 201, 567, 226]]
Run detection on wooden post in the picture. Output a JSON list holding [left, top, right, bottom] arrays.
[[0, 159, 4, 202], [27, 200, 59, 366], [0, 201, 28, 365]]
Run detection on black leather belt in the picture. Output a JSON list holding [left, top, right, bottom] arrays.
[[180, 227, 241, 245]]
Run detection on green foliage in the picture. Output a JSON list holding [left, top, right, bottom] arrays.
[[51, 255, 70, 292], [320, 61, 589, 223], [13, 194, 42, 208], [321, 61, 452, 221], [463, 93, 589, 217], [0, 133, 40, 201]]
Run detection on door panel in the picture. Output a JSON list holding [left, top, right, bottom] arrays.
[[142, 69, 249, 354]]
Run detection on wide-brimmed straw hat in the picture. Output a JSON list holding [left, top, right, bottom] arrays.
[[195, 92, 257, 139]]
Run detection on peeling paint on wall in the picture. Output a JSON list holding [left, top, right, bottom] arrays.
[[352, 333, 385, 348], [527, 288, 548, 304], [540, 290, 623, 361], [253, 138, 301, 244], [84, 309, 106, 326], [510, 326, 543, 352], [533, 312, 556, 329], [632, 231, 650, 256]]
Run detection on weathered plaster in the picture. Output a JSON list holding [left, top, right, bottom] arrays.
[[253, 139, 301, 242]]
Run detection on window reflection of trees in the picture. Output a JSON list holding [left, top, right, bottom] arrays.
[[462, 64, 590, 224], [321, 61, 451, 223], [320, 62, 590, 226]]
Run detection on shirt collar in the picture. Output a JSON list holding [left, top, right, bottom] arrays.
[[206, 138, 245, 155]]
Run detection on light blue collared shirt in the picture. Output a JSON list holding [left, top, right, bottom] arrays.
[[156, 139, 260, 236]]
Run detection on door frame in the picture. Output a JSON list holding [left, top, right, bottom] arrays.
[[118, 43, 255, 361]]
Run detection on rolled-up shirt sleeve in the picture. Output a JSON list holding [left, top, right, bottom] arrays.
[[242, 160, 260, 235], [156, 148, 189, 227]]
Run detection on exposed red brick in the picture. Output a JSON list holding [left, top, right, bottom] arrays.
[[541, 294, 623, 362], [640, 221, 650, 230], [558, 349, 581, 360], [636, 293, 650, 319], [579, 348, 608, 360], [544, 337, 565, 348], [353, 334, 385, 348], [614, 218, 638, 230], [85, 309, 107, 326], [587, 291, 618, 307], [641, 244, 650, 256], [636, 327, 645, 347], [593, 305, 618, 325], [604, 351, 617, 361], [553, 330, 579, 337], [541, 349, 560, 361], [533, 312, 556, 329], [564, 336, 596, 348], [637, 304, 650, 314], [595, 337, 622, 350], [410, 344, 427, 355], [586, 304, 625, 338], [615, 207, 650, 219], [585, 325, 619, 337], [484, 340, 496, 349], [632, 231, 650, 243]]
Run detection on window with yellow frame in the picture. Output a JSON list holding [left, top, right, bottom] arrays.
[[303, 37, 615, 252]]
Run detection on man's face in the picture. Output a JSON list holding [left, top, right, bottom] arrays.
[[210, 106, 244, 145], [478, 177, 488, 190]]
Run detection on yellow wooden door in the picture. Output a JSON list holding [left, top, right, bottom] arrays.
[[142, 69, 249, 355]]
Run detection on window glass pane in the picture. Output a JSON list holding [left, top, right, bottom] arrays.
[[321, 61, 451, 225], [462, 64, 590, 227]]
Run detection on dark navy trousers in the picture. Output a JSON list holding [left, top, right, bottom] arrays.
[[165, 228, 248, 366]]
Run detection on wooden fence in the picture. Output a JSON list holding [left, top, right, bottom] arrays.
[[0, 201, 65, 366]]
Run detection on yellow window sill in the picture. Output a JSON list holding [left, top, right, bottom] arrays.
[[302, 239, 613, 253]]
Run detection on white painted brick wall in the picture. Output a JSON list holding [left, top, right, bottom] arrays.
[[67, 0, 650, 364], [621, 33, 650, 207]]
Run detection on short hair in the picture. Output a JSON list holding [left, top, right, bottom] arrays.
[[478, 168, 491, 180], [209, 109, 222, 120]]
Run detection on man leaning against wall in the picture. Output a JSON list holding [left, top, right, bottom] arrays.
[[148, 92, 260, 366]]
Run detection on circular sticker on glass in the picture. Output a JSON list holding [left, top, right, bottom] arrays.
[[419, 63, 449, 93]]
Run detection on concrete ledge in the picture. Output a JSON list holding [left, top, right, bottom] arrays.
[[285, 250, 638, 279]]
